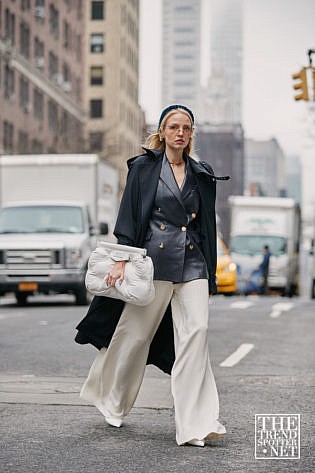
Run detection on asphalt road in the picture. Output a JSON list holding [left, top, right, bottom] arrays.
[[0, 293, 314, 473]]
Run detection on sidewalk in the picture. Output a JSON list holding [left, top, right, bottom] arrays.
[[0, 371, 173, 408]]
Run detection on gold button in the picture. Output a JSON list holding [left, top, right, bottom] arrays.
[[160, 224, 166, 230], [191, 213, 196, 219], [189, 244, 194, 250], [159, 243, 164, 249], [181, 226, 187, 232]]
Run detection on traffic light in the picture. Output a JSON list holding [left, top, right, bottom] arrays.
[[292, 68, 309, 101]]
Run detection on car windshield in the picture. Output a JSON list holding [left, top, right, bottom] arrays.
[[0, 205, 84, 234], [230, 235, 286, 256]]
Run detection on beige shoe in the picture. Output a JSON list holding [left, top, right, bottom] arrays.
[[105, 416, 123, 428], [187, 438, 205, 447], [94, 402, 123, 428]]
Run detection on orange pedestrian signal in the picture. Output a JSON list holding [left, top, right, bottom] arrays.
[[292, 68, 309, 101]]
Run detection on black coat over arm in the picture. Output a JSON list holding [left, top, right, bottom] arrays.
[[75, 148, 223, 374]]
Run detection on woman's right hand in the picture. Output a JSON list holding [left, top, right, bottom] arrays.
[[105, 260, 127, 287]]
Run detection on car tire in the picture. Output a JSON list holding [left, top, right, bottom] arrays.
[[15, 293, 28, 305]]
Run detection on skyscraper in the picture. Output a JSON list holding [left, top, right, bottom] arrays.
[[162, 0, 201, 116], [203, 0, 243, 124]]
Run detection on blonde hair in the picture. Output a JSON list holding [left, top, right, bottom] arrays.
[[145, 108, 194, 156]]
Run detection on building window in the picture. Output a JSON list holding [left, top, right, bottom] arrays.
[[90, 66, 103, 85], [91, 1, 104, 20], [76, 34, 82, 61], [64, 0, 71, 12], [49, 51, 58, 79], [21, 0, 31, 10], [63, 63, 71, 83], [4, 65, 15, 100], [31, 139, 43, 153], [90, 33, 104, 53], [49, 4, 59, 39], [19, 76, 30, 111], [63, 20, 70, 49], [34, 0, 45, 21], [89, 132, 104, 151], [3, 121, 14, 152], [34, 37, 45, 68], [18, 130, 28, 153], [20, 21, 30, 58], [48, 100, 58, 132], [5, 8, 15, 45], [75, 77, 81, 101], [77, 0, 82, 20], [90, 99, 103, 118], [33, 88, 44, 120], [61, 111, 69, 138]]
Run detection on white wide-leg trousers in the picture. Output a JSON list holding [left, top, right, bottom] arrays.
[[80, 279, 226, 445]]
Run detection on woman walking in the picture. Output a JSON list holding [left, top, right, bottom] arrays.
[[75, 104, 227, 446]]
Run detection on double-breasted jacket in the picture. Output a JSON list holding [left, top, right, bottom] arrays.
[[75, 148, 228, 374]]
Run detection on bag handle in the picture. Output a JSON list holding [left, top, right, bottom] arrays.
[[97, 241, 147, 258]]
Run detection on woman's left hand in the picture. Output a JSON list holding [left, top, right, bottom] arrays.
[[105, 261, 127, 287]]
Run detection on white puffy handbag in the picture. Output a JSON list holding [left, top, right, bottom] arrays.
[[85, 241, 155, 306]]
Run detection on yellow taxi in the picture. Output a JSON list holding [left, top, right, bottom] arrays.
[[216, 236, 237, 295]]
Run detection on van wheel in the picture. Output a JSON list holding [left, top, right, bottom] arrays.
[[15, 293, 28, 305], [288, 283, 296, 298], [75, 287, 90, 306]]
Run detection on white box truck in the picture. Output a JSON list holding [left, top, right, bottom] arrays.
[[228, 196, 301, 296], [0, 154, 118, 305]]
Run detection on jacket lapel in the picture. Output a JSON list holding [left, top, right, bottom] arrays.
[[160, 154, 186, 211]]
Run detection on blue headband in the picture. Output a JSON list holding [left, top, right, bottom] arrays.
[[158, 105, 194, 129]]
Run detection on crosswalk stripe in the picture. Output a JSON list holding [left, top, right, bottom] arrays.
[[230, 301, 254, 309], [220, 343, 254, 367]]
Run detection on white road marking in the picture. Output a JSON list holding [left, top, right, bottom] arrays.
[[0, 311, 26, 320], [269, 302, 294, 318], [230, 301, 254, 309], [220, 343, 254, 367], [39, 320, 48, 325]]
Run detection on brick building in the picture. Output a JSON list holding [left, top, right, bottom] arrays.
[[0, 0, 85, 154], [0, 1, 143, 193]]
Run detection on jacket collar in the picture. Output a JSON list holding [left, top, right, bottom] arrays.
[[127, 148, 163, 169], [128, 148, 230, 181]]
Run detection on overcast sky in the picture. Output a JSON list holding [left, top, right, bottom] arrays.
[[139, 0, 315, 215]]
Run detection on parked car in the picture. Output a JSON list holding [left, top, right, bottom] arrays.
[[216, 237, 237, 295]]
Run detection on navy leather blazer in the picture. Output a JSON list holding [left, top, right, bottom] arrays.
[[144, 154, 208, 282], [114, 148, 225, 294]]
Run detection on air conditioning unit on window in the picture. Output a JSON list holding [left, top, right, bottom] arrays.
[[34, 6, 45, 18], [8, 93, 16, 103], [53, 74, 64, 86], [24, 102, 32, 113], [35, 57, 45, 68], [63, 82, 72, 93]]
